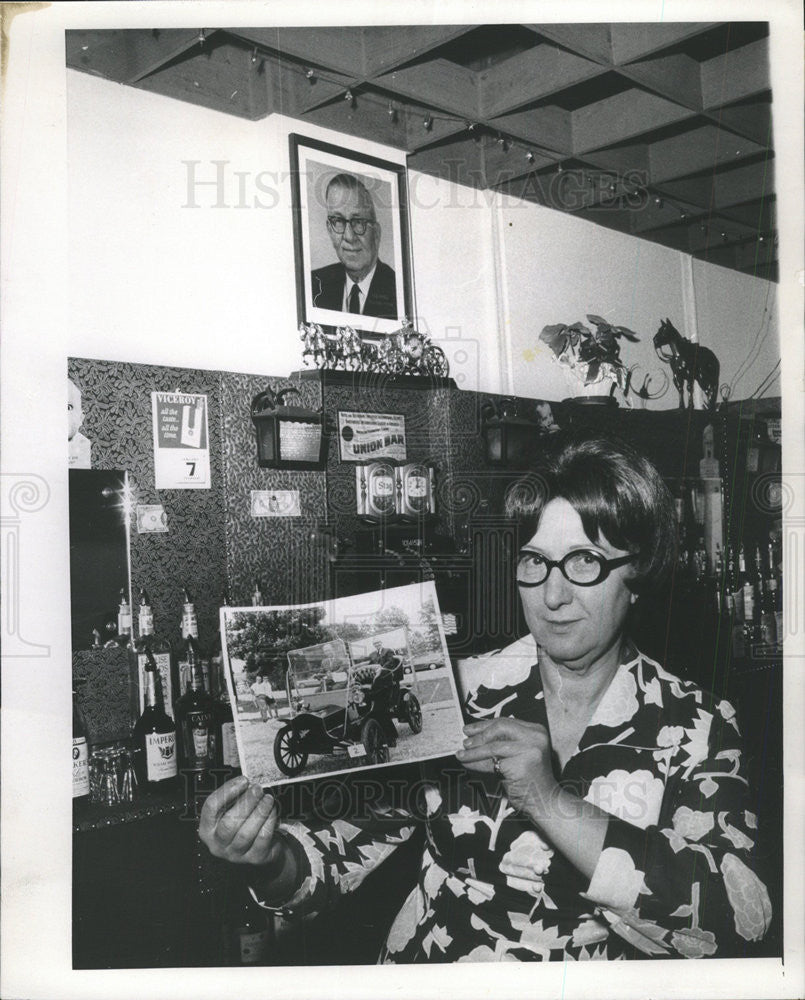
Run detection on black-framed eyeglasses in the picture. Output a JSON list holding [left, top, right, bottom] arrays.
[[327, 215, 375, 236], [516, 549, 635, 587]]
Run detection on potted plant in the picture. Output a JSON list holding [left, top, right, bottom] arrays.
[[539, 314, 639, 405]]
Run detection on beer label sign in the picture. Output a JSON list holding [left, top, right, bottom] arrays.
[[151, 392, 211, 490], [337, 411, 406, 462]]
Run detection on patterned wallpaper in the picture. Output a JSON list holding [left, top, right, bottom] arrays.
[[220, 370, 329, 607], [69, 358, 228, 653], [69, 357, 561, 662]]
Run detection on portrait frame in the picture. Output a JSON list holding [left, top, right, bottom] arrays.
[[289, 133, 414, 339]]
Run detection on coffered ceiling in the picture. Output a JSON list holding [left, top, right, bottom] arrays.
[[66, 23, 777, 281]]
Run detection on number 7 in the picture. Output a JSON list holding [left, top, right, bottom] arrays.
[[186, 461, 196, 476]]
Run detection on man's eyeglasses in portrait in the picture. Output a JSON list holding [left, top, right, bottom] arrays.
[[327, 215, 375, 236]]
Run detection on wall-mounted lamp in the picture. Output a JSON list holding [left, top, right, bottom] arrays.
[[481, 400, 541, 467], [251, 387, 330, 470]]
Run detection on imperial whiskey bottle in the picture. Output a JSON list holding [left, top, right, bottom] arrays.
[[132, 655, 178, 792]]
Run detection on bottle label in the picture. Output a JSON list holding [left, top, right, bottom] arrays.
[[145, 731, 178, 780], [118, 608, 132, 635], [138, 652, 174, 717], [221, 722, 239, 767], [181, 607, 198, 639], [73, 737, 90, 797], [238, 928, 271, 964], [181, 711, 216, 767], [139, 607, 154, 635], [743, 584, 755, 621], [192, 724, 209, 758]]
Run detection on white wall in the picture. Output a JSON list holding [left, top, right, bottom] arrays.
[[691, 258, 780, 403], [66, 71, 500, 389], [494, 193, 779, 408], [66, 70, 778, 405]]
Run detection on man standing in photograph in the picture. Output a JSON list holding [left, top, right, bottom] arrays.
[[250, 674, 278, 722], [311, 173, 397, 319]]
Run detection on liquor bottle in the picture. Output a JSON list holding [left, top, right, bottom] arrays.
[[174, 651, 218, 800], [221, 887, 275, 965], [725, 593, 746, 660], [252, 580, 264, 606], [741, 545, 757, 630], [731, 545, 746, 623], [132, 654, 178, 792], [176, 588, 209, 698], [211, 592, 240, 775], [763, 539, 780, 644], [134, 589, 175, 719], [769, 538, 784, 644], [73, 688, 91, 805], [216, 668, 241, 778], [693, 530, 708, 584], [713, 544, 724, 581], [710, 544, 724, 614], [759, 574, 777, 647], [116, 588, 133, 647]]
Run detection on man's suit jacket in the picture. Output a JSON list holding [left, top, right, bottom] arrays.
[[310, 260, 397, 319]]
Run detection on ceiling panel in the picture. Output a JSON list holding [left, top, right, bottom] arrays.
[[66, 22, 777, 280]]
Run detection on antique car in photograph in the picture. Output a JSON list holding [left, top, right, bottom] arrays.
[[273, 638, 422, 776]]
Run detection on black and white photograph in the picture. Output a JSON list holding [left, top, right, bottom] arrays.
[[291, 134, 414, 336], [1, 3, 803, 1000], [220, 583, 464, 785]]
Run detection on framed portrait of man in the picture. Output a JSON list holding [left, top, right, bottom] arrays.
[[289, 134, 414, 337]]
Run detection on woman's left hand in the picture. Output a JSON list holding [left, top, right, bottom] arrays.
[[457, 718, 558, 817]]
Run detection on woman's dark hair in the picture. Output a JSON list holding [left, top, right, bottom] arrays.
[[505, 432, 676, 594]]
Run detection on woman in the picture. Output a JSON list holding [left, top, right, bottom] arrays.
[[200, 435, 771, 962]]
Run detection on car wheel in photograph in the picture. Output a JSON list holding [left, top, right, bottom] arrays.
[[360, 718, 390, 765], [273, 724, 309, 776], [403, 693, 423, 734]]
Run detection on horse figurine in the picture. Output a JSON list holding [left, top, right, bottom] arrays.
[[299, 322, 330, 368], [653, 318, 720, 411]]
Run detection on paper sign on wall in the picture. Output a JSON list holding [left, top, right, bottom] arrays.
[[337, 411, 407, 462], [151, 391, 211, 490]]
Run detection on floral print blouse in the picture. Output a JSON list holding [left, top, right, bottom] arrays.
[[257, 636, 772, 962]]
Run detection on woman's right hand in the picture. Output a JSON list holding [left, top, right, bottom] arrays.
[[198, 775, 281, 868]]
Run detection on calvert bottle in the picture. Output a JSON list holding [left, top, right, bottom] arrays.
[[72, 689, 91, 805], [134, 589, 175, 719], [132, 654, 178, 792], [175, 651, 218, 800]]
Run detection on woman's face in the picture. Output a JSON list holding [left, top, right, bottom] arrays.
[[518, 497, 636, 671]]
